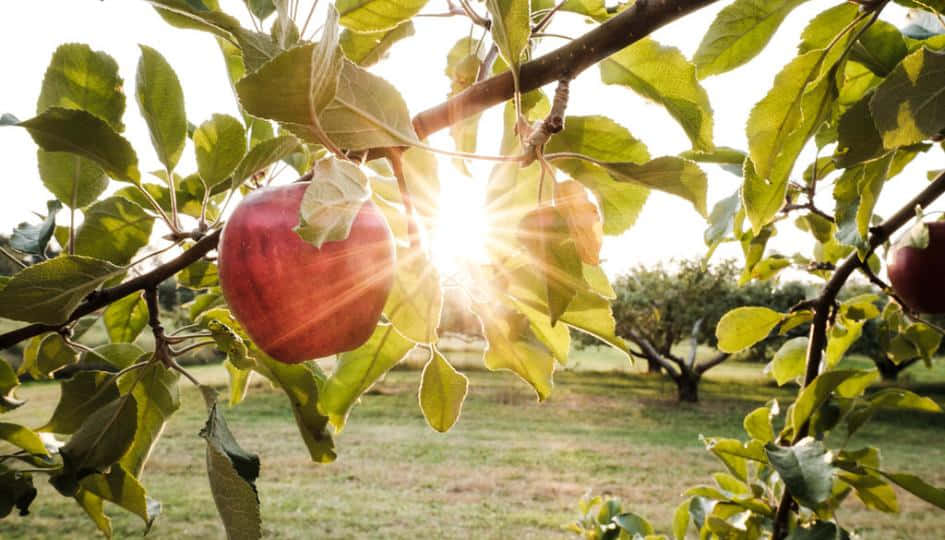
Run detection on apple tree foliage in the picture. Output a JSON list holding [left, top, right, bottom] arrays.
[[0, 0, 944, 538]]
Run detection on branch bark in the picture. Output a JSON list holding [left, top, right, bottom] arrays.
[[771, 167, 945, 540], [412, 0, 720, 139], [0, 229, 222, 350]]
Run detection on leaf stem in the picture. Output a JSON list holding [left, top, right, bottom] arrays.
[[0, 247, 26, 269]]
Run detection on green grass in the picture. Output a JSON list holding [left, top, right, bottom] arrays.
[[2, 358, 945, 539]]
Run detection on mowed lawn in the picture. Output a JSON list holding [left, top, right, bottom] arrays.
[[2, 352, 945, 539]]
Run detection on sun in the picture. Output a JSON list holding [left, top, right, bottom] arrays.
[[430, 167, 490, 277]]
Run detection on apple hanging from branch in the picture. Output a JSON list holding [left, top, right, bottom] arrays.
[[218, 183, 395, 363], [887, 221, 945, 314]]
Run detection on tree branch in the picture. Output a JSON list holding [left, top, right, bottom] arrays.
[[412, 0, 720, 139], [772, 166, 945, 539], [695, 351, 730, 375], [625, 329, 681, 377], [0, 229, 222, 350]]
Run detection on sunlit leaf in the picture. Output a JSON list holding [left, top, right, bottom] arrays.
[[555, 180, 603, 265], [601, 38, 714, 151], [74, 196, 155, 265], [17, 108, 141, 184], [693, 0, 809, 78], [871, 47, 945, 148], [340, 22, 415, 67], [716, 307, 784, 353], [295, 157, 370, 248], [194, 113, 246, 187], [0, 256, 119, 325], [419, 350, 468, 432], [384, 248, 442, 344], [319, 324, 414, 430], [37, 43, 125, 131], [486, 0, 530, 74]]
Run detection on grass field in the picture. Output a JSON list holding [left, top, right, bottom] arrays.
[[2, 351, 945, 539]]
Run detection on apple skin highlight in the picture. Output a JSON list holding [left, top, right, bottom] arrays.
[[218, 183, 395, 363], [888, 221, 945, 314]]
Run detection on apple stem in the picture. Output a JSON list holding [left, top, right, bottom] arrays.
[[387, 147, 421, 249]]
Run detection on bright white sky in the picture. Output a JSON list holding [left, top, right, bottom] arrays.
[[0, 1, 936, 277]]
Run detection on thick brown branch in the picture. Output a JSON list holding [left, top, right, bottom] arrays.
[[695, 352, 730, 375], [0, 229, 222, 350], [412, 0, 720, 139], [772, 166, 945, 540]]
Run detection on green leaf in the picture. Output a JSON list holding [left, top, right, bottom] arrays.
[[149, 0, 279, 72], [871, 47, 945, 148], [235, 42, 342, 128], [486, 0, 530, 73], [230, 135, 300, 189], [178, 259, 219, 289], [311, 61, 419, 150], [136, 45, 187, 171], [384, 248, 443, 343], [851, 19, 908, 77], [194, 113, 246, 187], [74, 196, 155, 265], [766, 336, 808, 386], [0, 469, 37, 519], [681, 147, 746, 176], [835, 92, 884, 168], [790, 369, 879, 432], [518, 207, 586, 325], [0, 255, 119, 325], [83, 343, 146, 370], [10, 200, 62, 256], [601, 38, 714, 151], [595, 157, 708, 217], [0, 423, 49, 456], [36, 150, 109, 209], [765, 438, 835, 509], [245, 0, 275, 19], [17, 108, 140, 184], [318, 323, 414, 430], [544, 116, 650, 235], [255, 355, 337, 462], [474, 301, 555, 401], [743, 406, 775, 443], [837, 471, 899, 513], [716, 307, 784, 353], [337, 0, 429, 32], [340, 21, 415, 67], [871, 469, 945, 510], [119, 363, 180, 477], [419, 350, 468, 432], [104, 292, 149, 343], [28, 333, 79, 379], [52, 395, 138, 496], [37, 43, 125, 132], [74, 488, 111, 537], [0, 360, 24, 413], [81, 464, 161, 530], [41, 371, 121, 435], [833, 153, 894, 252], [294, 157, 370, 248], [613, 512, 654, 535], [745, 44, 845, 231], [785, 521, 849, 540], [199, 398, 262, 540], [693, 0, 809, 78], [672, 499, 690, 540], [225, 360, 252, 406]]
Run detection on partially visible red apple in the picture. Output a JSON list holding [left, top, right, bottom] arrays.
[[218, 183, 395, 363], [887, 221, 945, 314]]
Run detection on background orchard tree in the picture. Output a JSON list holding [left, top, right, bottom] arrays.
[[1, 0, 945, 539], [605, 259, 808, 401]]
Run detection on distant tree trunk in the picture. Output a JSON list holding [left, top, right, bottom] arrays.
[[674, 372, 700, 402], [646, 358, 662, 374], [873, 356, 919, 381]]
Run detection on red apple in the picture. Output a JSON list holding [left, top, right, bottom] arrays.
[[217, 183, 395, 363], [887, 221, 945, 314]]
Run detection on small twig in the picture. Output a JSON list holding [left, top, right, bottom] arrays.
[[170, 340, 216, 356], [0, 247, 26, 269], [457, 0, 491, 28], [168, 358, 202, 387], [532, 32, 573, 41], [301, 0, 320, 38], [477, 44, 499, 83], [523, 79, 571, 165], [532, 0, 567, 33], [387, 147, 421, 248]]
